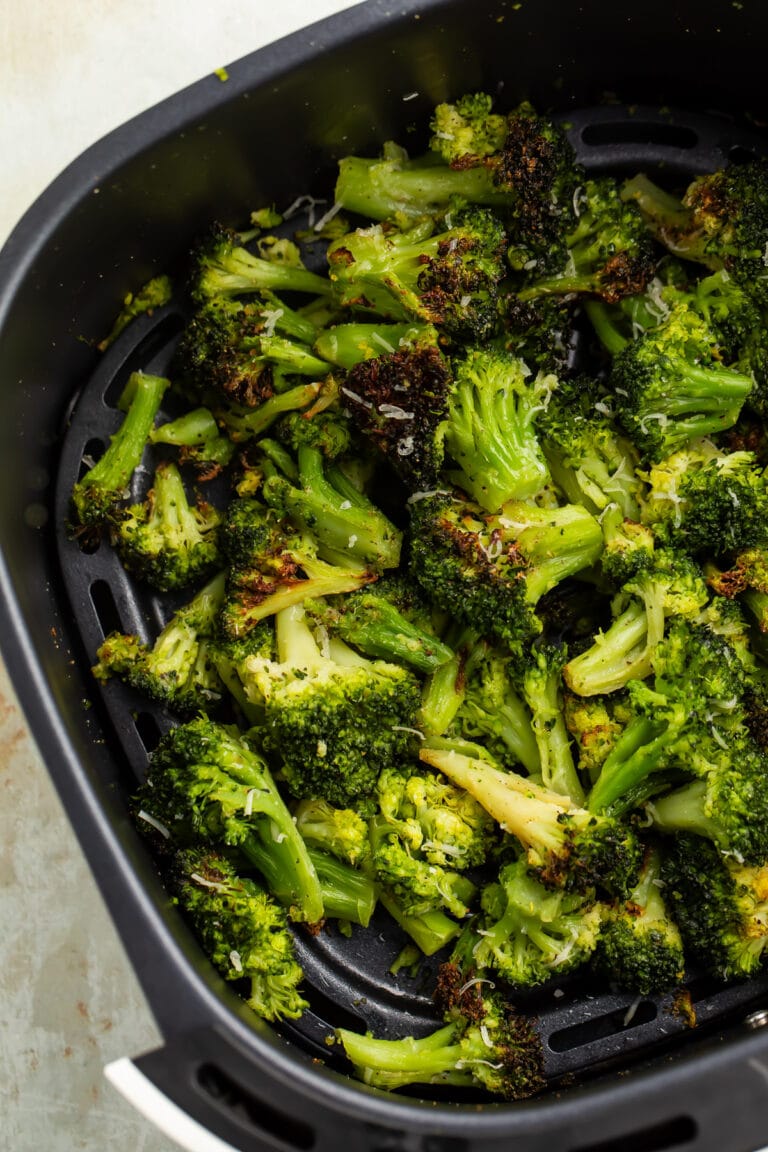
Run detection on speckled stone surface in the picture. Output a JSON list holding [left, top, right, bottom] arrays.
[[0, 4, 352, 1148]]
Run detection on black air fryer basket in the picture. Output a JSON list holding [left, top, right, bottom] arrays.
[[5, 2, 768, 1149]]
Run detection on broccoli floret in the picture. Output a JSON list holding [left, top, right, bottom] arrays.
[[595, 846, 685, 994], [521, 642, 585, 804], [409, 492, 604, 654], [622, 161, 768, 306], [216, 380, 327, 444], [455, 642, 540, 775], [442, 348, 554, 511], [274, 407, 353, 460], [187, 222, 332, 305], [306, 581, 453, 674], [139, 717, 324, 922], [242, 605, 421, 811], [564, 691, 631, 785], [97, 274, 174, 352], [420, 744, 642, 898], [219, 498, 373, 637], [336, 988, 544, 1100], [173, 296, 330, 409], [429, 92, 508, 166], [538, 377, 644, 519], [70, 371, 170, 531], [611, 300, 753, 460], [92, 571, 225, 712], [514, 178, 656, 303], [641, 443, 768, 557], [261, 442, 402, 571], [171, 848, 307, 1022], [113, 461, 221, 591], [663, 835, 768, 980], [342, 336, 452, 491], [500, 294, 574, 375], [150, 408, 236, 479], [564, 546, 708, 696], [294, 798, 369, 866], [327, 208, 506, 342], [452, 857, 605, 989]]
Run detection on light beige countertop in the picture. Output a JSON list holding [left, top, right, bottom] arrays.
[[0, 5, 352, 1149]]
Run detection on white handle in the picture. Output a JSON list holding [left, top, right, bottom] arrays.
[[104, 1056, 241, 1152]]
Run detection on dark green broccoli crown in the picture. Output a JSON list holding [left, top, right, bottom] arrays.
[[611, 301, 753, 459], [496, 102, 581, 275], [596, 914, 685, 995], [275, 408, 353, 460], [342, 341, 453, 490], [684, 161, 768, 301], [172, 848, 307, 1022], [545, 809, 643, 900], [642, 447, 768, 556], [516, 177, 656, 302], [114, 462, 221, 592], [173, 296, 276, 407], [429, 92, 508, 166], [662, 835, 768, 980], [501, 293, 573, 374], [444, 347, 553, 511], [458, 858, 604, 989], [652, 616, 749, 712], [408, 491, 603, 653], [220, 497, 285, 569], [599, 507, 656, 587]]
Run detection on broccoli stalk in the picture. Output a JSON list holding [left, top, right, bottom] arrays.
[[457, 643, 541, 775], [313, 322, 437, 369], [70, 371, 170, 530], [171, 848, 307, 1022], [522, 643, 585, 803], [149, 407, 235, 474], [139, 716, 324, 923], [419, 627, 485, 737], [336, 989, 544, 1100], [305, 848, 377, 927], [218, 381, 325, 443], [188, 222, 333, 304], [378, 892, 462, 956], [420, 744, 641, 898]]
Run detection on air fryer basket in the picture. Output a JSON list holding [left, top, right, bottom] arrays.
[[4, 2, 768, 1150]]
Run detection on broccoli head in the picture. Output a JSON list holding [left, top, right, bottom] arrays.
[[429, 92, 508, 167]]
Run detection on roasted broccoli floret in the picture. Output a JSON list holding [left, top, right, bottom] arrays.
[[149, 407, 235, 478], [594, 846, 685, 994], [663, 835, 768, 980], [521, 642, 585, 803], [219, 498, 373, 637], [70, 371, 170, 531], [455, 642, 540, 775], [294, 798, 369, 866], [327, 208, 506, 342], [429, 92, 508, 166], [538, 376, 643, 519], [564, 691, 631, 785], [113, 461, 221, 591], [241, 605, 421, 811], [409, 491, 604, 654], [261, 440, 402, 571], [305, 579, 453, 674], [452, 857, 604, 989], [138, 716, 324, 922], [173, 295, 330, 408], [98, 274, 173, 352], [513, 178, 656, 303], [336, 988, 544, 1100], [610, 299, 753, 460], [187, 222, 332, 305], [641, 445, 768, 556], [171, 848, 307, 1022], [622, 161, 768, 306], [421, 744, 642, 898], [92, 571, 225, 712]]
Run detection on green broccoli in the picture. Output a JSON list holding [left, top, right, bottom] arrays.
[[92, 571, 225, 712], [293, 798, 369, 866], [97, 274, 174, 352], [138, 716, 324, 922], [663, 835, 768, 980], [171, 848, 307, 1021], [187, 222, 333, 305], [429, 92, 508, 166], [241, 605, 421, 811], [149, 407, 236, 477], [70, 371, 170, 531], [594, 846, 685, 994], [420, 744, 642, 898], [113, 461, 221, 591], [454, 641, 540, 775]]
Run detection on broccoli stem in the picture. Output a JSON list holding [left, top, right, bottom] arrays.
[[327, 596, 453, 675], [523, 652, 585, 804], [621, 175, 698, 256], [314, 323, 433, 369], [648, 779, 713, 838], [587, 714, 677, 815], [583, 299, 631, 356], [275, 605, 324, 670], [335, 155, 507, 221], [337, 1021, 471, 1087], [419, 629, 482, 735], [203, 247, 333, 299], [219, 381, 323, 442], [564, 599, 663, 696], [379, 891, 461, 955], [71, 371, 169, 527], [307, 848, 377, 927], [150, 407, 221, 447]]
